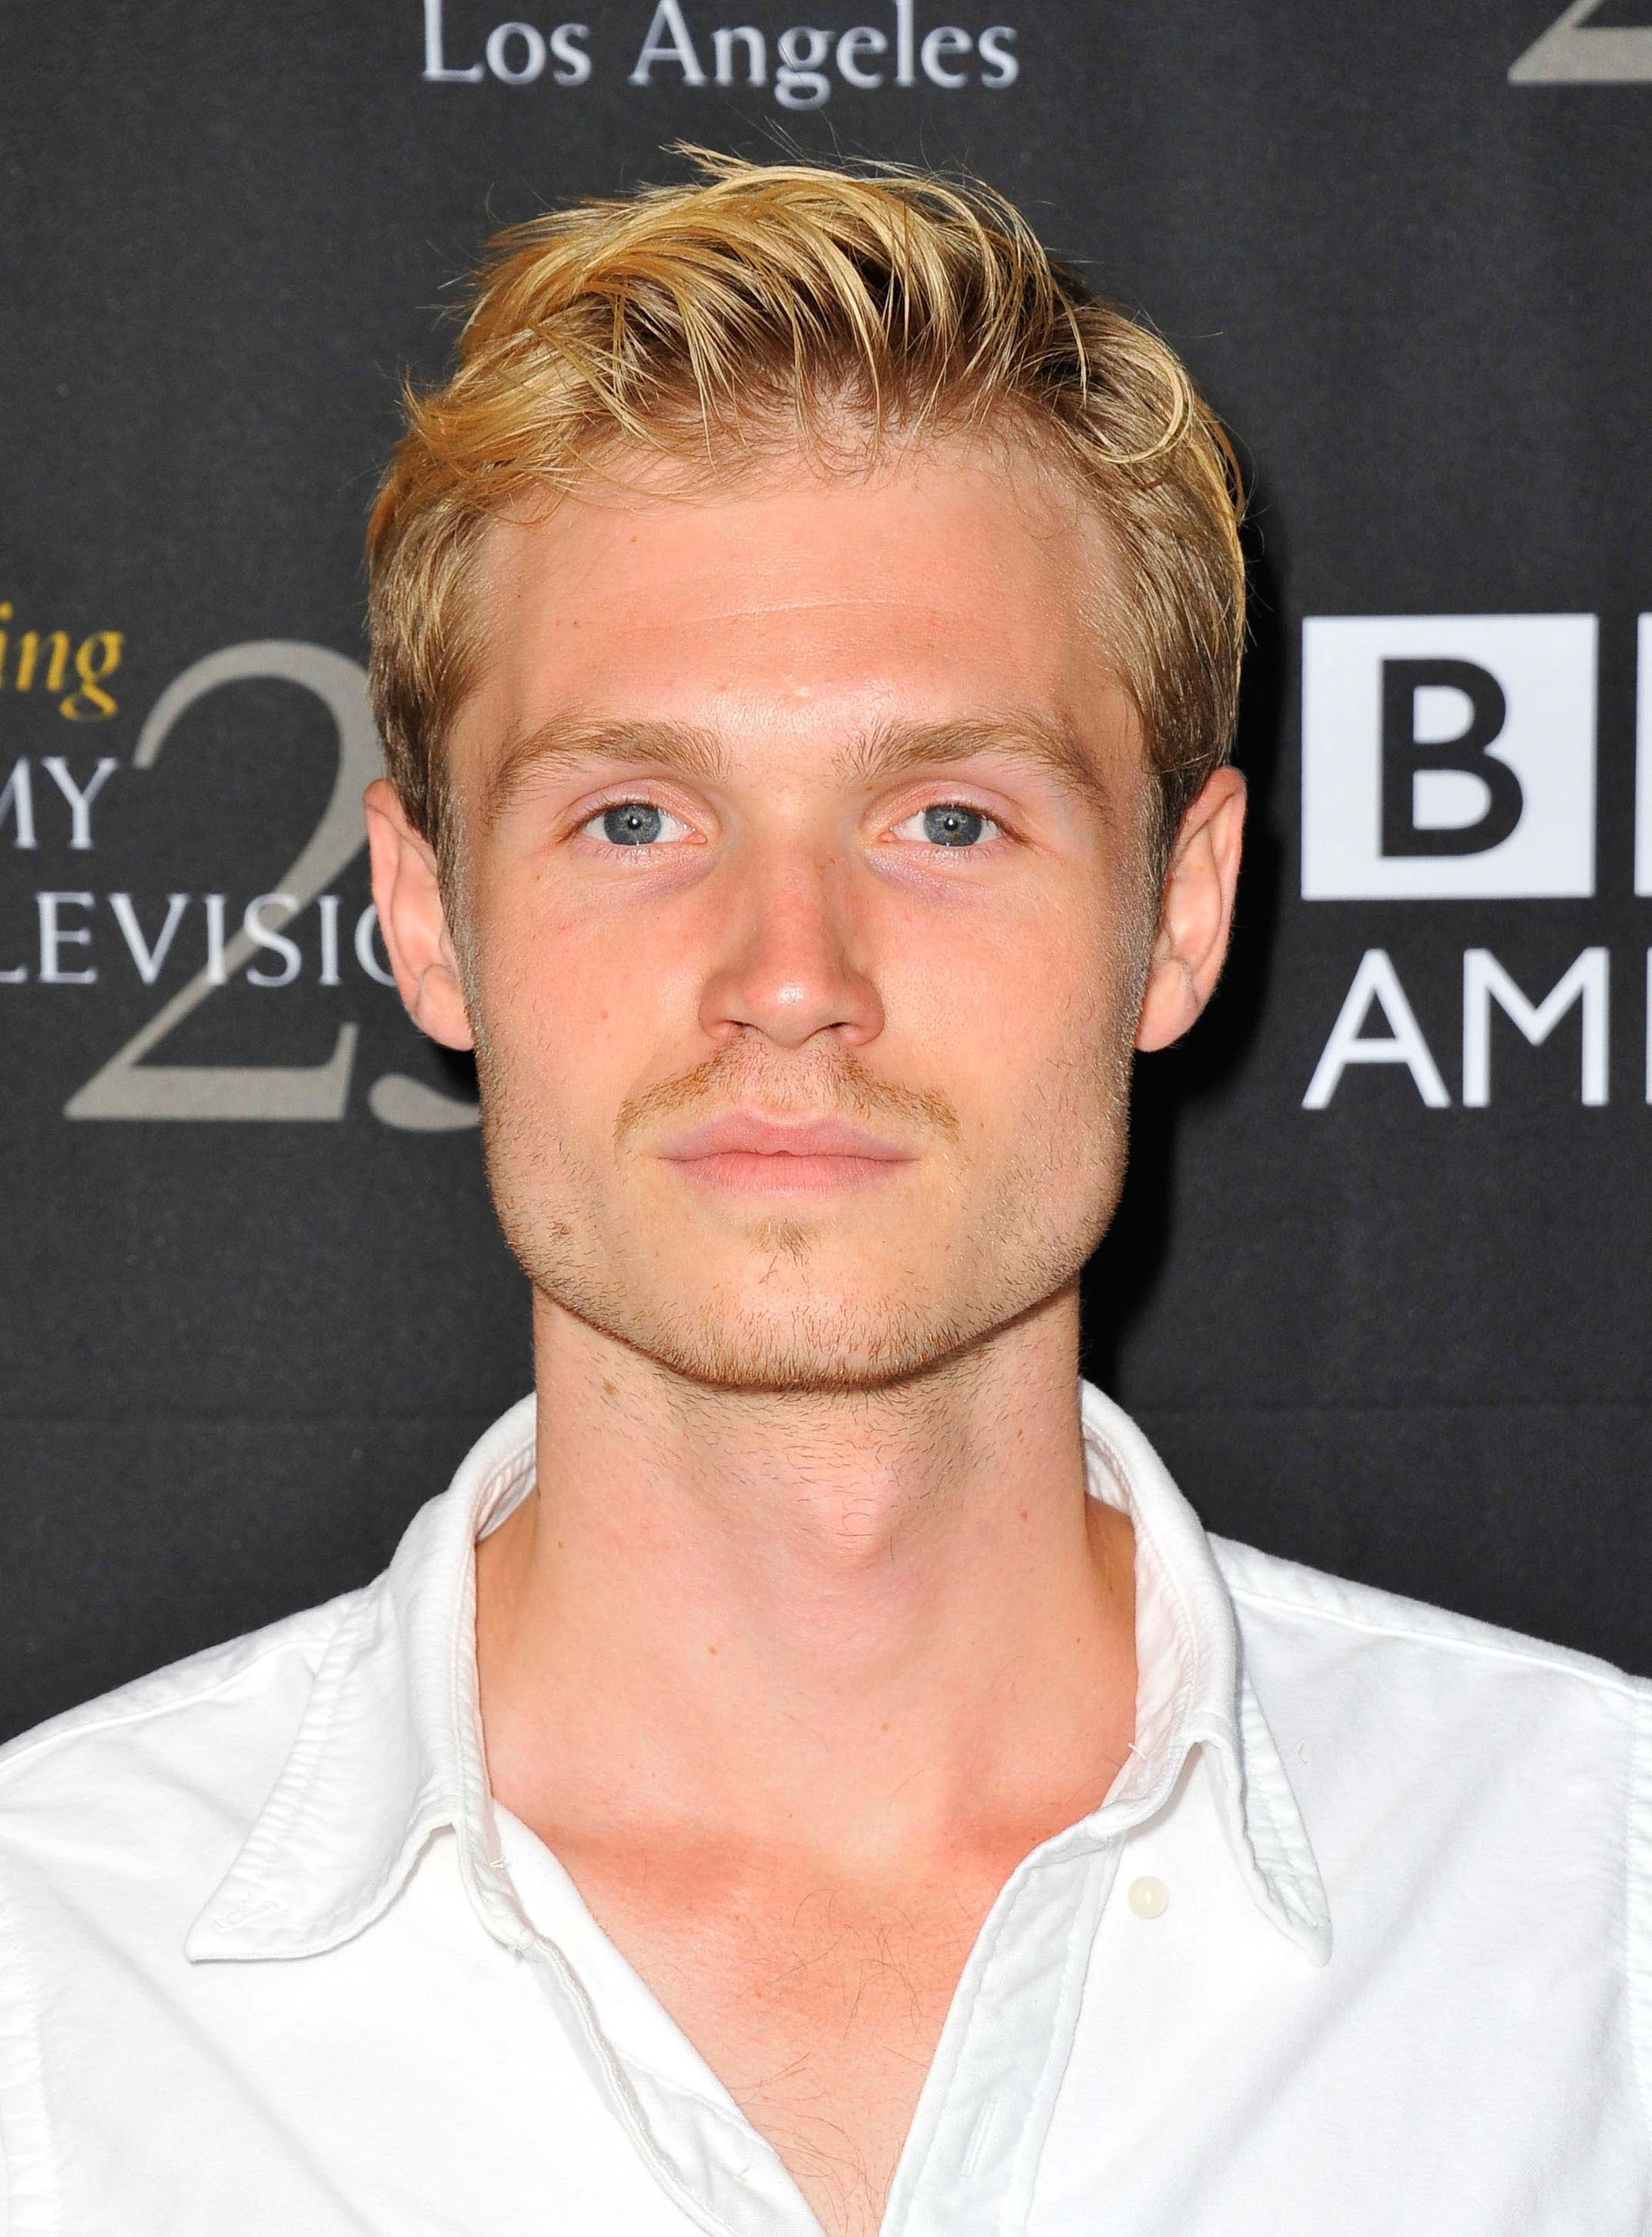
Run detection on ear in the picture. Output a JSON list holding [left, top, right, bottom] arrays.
[[363, 778, 475, 1051], [1135, 765, 1247, 1053]]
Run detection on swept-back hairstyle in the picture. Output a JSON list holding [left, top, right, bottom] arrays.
[[366, 149, 1244, 862]]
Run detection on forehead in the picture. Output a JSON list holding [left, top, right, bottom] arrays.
[[455, 437, 1136, 778]]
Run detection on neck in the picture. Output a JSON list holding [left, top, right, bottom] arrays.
[[476, 1289, 1137, 1871]]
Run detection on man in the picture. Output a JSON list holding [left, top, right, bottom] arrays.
[[0, 152, 1646, 2237]]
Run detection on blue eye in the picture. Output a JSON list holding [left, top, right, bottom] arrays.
[[922, 804, 986, 846], [587, 801, 694, 848], [892, 803, 998, 847], [602, 803, 665, 845]]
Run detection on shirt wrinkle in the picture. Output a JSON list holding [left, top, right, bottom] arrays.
[[173, 1377, 1332, 2235], [185, 1386, 1325, 1976], [0, 1879, 57, 2237], [1224, 1565, 1649, 1697], [4, 1380, 1646, 2235]]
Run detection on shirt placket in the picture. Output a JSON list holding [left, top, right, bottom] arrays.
[[478, 1852, 820, 2237], [881, 1838, 1122, 2237]]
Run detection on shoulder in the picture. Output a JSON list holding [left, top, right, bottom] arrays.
[[1214, 1534, 1650, 1956], [1214, 1533, 1647, 1786], [1214, 1538, 1652, 2144], [1213, 1530, 1645, 1708], [0, 1590, 363, 1882], [1214, 1530, 1652, 1856], [0, 1591, 370, 2218]]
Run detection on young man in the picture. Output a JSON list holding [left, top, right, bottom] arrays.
[[0, 155, 1646, 2236]]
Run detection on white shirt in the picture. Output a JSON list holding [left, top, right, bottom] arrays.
[[1, 1382, 1647, 2235]]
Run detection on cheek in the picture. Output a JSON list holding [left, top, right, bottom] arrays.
[[469, 882, 702, 1114], [916, 892, 1128, 1057]]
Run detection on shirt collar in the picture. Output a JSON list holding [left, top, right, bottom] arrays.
[[1074, 1384, 1331, 1962], [186, 1381, 1329, 1968], [185, 1396, 539, 1965]]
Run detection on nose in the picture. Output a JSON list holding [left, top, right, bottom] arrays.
[[697, 842, 885, 1052]]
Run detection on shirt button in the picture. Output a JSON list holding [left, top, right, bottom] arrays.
[[1127, 1875, 1169, 1919]]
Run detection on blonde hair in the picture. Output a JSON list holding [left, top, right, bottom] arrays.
[[366, 149, 1244, 860]]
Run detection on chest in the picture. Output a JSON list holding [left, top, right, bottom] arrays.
[[563, 1859, 999, 2237], [35, 1786, 1641, 2237]]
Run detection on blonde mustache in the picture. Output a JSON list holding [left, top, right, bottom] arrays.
[[613, 1040, 962, 1154]]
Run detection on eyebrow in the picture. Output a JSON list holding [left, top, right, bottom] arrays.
[[481, 717, 734, 832], [834, 714, 1112, 815], [480, 707, 1112, 831]]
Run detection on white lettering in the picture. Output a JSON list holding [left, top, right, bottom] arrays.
[[894, 0, 915, 82], [837, 24, 886, 82], [549, 23, 592, 81], [40, 756, 118, 850], [977, 24, 1018, 83], [1462, 946, 1608, 1107], [204, 892, 229, 987], [354, 904, 398, 987], [243, 894, 302, 989], [485, 21, 547, 81], [317, 892, 341, 988], [1303, 949, 1450, 1109], [712, 24, 765, 82], [109, 892, 190, 986], [630, 0, 706, 83], [38, 891, 96, 986], [0, 758, 35, 850], [920, 23, 972, 83], [0, 885, 25, 981], [422, 0, 485, 81], [776, 25, 831, 106]]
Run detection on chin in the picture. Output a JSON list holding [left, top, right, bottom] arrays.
[[593, 1282, 983, 1396], [495, 1166, 1104, 1395], [650, 1324, 972, 1396]]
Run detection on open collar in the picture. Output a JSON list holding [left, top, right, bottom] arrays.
[[186, 1382, 1328, 1968], [1074, 1384, 1331, 1962], [185, 1396, 539, 1964]]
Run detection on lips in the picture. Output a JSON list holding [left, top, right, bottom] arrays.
[[658, 1110, 917, 1194], [663, 1112, 912, 1160]]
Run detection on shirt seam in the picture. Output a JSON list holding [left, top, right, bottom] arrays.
[[1224, 1580, 1648, 1701], [0, 1874, 59, 2235], [1006, 1846, 1113, 2231], [1081, 1421, 1205, 1738], [202, 1813, 451, 1950], [897, 1859, 1043, 2218], [448, 1446, 534, 1884], [200, 1594, 385, 1930], [593, 2041, 769, 2135], [0, 1604, 358, 1801], [518, 1939, 747, 2237]]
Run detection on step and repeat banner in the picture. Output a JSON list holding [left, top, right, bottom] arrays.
[[4, 2, 1649, 1735]]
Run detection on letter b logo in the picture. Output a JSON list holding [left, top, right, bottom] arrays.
[[1379, 658, 1523, 858], [1302, 616, 1596, 897]]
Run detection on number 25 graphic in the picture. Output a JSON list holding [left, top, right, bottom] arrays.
[[65, 640, 477, 1131]]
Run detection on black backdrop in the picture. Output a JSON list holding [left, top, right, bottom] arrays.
[[5, 1, 1650, 1742]]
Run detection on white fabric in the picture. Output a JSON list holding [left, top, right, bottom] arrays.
[[1, 1382, 1647, 2234]]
